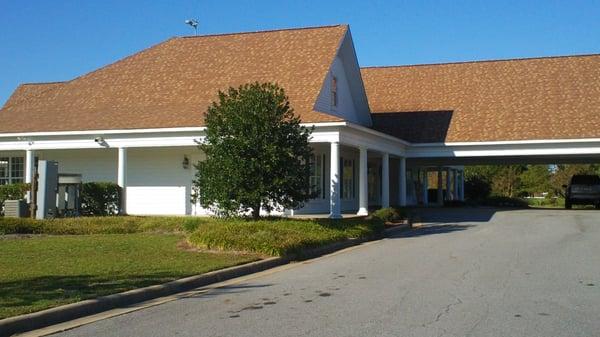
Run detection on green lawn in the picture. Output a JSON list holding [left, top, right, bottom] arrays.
[[0, 215, 385, 320], [0, 233, 259, 319]]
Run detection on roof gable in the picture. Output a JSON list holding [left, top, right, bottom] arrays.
[[314, 29, 372, 126], [0, 25, 348, 133], [362, 54, 600, 143]]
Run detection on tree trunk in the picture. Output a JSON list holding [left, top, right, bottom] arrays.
[[252, 203, 261, 219]]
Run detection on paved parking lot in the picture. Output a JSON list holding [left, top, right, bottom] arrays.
[[53, 208, 600, 337]]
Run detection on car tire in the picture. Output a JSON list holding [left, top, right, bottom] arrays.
[[565, 200, 572, 209]]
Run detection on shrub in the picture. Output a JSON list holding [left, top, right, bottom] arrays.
[[464, 176, 492, 200], [189, 217, 384, 256], [81, 182, 121, 216], [0, 183, 30, 216], [369, 207, 405, 223]]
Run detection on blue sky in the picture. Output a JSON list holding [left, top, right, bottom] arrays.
[[1, 0, 599, 105]]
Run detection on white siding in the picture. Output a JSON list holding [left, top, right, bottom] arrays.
[[314, 57, 358, 121], [313, 30, 372, 126], [126, 147, 200, 215], [38, 149, 118, 182], [37, 147, 203, 216]]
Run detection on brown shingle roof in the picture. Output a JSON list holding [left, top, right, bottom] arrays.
[[362, 54, 600, 143], [0, 25, 347, 133], [2, 82, 65, 109]]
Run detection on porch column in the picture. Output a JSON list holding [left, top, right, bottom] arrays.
[[437, 169, 444, 205], [398, 157, 407, 206], [422, 169, 429, 206], [25, 149, 35, 184], [25, 149, 35, 202], [357, 146, 368, 215], [117, 147, 127, 214], [381, 153, 390, 208], [329, 142, 341, 219]]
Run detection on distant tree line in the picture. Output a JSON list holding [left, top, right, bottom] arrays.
[[464, 164, 600, 200]]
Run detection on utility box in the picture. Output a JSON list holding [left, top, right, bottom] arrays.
[[57, 174, 82, 217], [36, 160, 59, 219], [4, 200, 29, 218]]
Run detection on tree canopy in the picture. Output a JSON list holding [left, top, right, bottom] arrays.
[[464, 164, 600, 200], [193, 82, 314, 218]]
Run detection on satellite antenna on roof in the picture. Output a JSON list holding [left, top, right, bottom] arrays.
[[185, 19, 199, 35]]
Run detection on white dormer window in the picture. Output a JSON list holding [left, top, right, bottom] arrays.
[[331, 75, 338, 108]]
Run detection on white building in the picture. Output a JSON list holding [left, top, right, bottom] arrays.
[[2, 25, 600, 217]]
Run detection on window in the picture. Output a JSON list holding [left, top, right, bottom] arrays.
[[341, 158, 355, 200], [0, 157, 24, 185], [309, 154, 325, 199], [10, 157, 24, 183], [331, 76, 338, 108], [0, 157, 8, 185]]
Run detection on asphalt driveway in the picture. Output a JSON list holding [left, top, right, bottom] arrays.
[[52, 208, 600, 337]]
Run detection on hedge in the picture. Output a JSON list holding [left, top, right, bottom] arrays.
[[81, 182, 122, 216], [369, 207, 406, 223]]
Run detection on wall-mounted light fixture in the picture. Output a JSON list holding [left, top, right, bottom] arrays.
[[182, 155, 190, 169]]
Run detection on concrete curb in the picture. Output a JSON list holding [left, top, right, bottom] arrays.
[[0, 224, 411, 337]]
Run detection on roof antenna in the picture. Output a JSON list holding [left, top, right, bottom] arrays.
[[184, 19, 199, 35]]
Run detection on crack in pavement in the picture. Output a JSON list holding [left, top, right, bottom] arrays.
[[422, 295, 464, 328]]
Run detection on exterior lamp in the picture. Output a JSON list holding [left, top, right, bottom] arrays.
[[182, 155, 190, 169]]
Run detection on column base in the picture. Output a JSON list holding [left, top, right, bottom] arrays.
[[356, 208, 369, 216]]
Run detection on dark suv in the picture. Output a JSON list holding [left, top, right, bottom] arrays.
[[564, 174, 600, 209]]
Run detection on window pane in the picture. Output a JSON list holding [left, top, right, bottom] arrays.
[[10, 157, 24, 182], [342, 159, 354, 199], [331, 76, 338, 107], [0, 157, 8, 179], [309, 154, 323, 198]]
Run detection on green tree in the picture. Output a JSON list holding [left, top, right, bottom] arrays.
[[518, 165, 551, 197], [193, 82, 314, 218], [464, 165, 528, 198]]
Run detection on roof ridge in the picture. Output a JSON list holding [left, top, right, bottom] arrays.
[[20, 81, 66, 85], [178, 24, 347, 39], [361, 52, 600, 70]]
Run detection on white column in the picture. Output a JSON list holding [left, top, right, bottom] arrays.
[[117, 147, 127, 214], [329, 142, 341, 219], [357, 146, 368, 215], [25, 149, 35, 184], [437, 169, 444, 205], [422, 169, 429, 206], [398, 157, 407, 207], [381, 153, 389, 208], [25, 149, 35, 202]]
